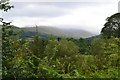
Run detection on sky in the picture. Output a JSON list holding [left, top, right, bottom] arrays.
[[1, 0, 119, 34]]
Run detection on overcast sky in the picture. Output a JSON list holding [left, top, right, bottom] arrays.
[[1, 0, 119, 34]]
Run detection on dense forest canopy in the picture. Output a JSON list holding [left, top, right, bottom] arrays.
[[0, 0, 120, 79]]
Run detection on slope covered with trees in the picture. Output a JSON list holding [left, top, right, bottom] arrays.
[[1, 0, 119, 79], [17, 26, 95, 39]]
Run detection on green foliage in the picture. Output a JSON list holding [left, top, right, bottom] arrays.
[[0, 1, 14, 79], [30, 37, 48, 58], [101, 13, 120, 38], [44, 39, 80, 74], [2, 22, 19, 78], [67, 38, 91, 54], [1, 2, 119, 79], [79, 55, 97, 74], [90, 37, 119, 70], [0, 0, 14, 12], [89, 68, 119, 78], [2, 28, 119, 78]]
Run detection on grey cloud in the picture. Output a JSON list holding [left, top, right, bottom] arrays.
[[2, 2, 79, 18], [2, 2, 107, 19], [2, 7, 67, 18]]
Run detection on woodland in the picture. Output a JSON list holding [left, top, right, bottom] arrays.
[[0, 0, 120, 79]]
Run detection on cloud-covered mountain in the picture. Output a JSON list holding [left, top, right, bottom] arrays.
[[20, 26, 95, 38]]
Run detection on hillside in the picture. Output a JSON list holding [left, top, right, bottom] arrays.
[[20, 26, 95, 39], [0, 25, 96, 39]]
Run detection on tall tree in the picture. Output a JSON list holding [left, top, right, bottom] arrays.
[[101, 13, 120, 38], [0, 0, 15, 78]]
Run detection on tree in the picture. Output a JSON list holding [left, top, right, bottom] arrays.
[[0, 0, 16, 78], [101, 13, 120, 38], [29, 26, 48, 59], [44, 39, 80, 73]]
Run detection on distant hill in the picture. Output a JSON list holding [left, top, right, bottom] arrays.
[[85, 35, 100, 41], [19, 31, 50, 39], [0, 25, 97, 39], [20, 26, 96, 39], [60, 28, 95, 38], [21, 26, 66, 37]]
